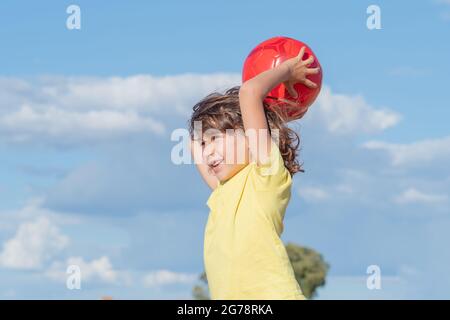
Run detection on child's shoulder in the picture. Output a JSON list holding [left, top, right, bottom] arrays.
[[251, 138, 287, 177]]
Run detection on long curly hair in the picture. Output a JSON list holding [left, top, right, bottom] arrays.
[[188, 86, 304, 176]]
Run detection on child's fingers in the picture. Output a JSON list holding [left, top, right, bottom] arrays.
[[303, 78, 318, 88], [296, 46, 306, 61], [285, 81, 298, 98], [302, 55, 315, 66], [306, 67, 321, 75]]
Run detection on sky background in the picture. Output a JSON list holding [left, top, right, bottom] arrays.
[[0, 0, 449, 299]]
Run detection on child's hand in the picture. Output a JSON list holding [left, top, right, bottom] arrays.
[[282, 46, 320, 98]]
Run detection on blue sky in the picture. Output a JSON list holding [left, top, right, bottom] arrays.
[[0, 0, 449, 299]]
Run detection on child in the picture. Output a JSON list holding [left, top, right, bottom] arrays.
[[188, 47, 319, 300]]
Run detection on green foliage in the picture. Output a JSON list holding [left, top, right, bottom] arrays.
[[192, 272, 209, 300], [285, 242, 329, 299]]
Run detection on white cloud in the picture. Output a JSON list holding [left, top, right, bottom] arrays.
[[436, 0, 450, 5], [298, 186, 330, 202], [388, 66, 431, 77], [310, 86, 401, 135], [394, 187, 448, 205], [143, 269, 197, 287], [335, 183, 355, 195], [316, 274, 415, 300], [0, 73, 240, 146], [0, 75, 402, 146], [297, 183, 356, 203], [0, 199, 132, 286], [435, 0, 450, 20], [46, 256, 129, 285], [0, 74, 240, 115], [48, 74, 241, 115], [0, 104, 165, 143], [362, 136, 450, 167], [0, 216, 69, 270], [0, 197, 81, 231]]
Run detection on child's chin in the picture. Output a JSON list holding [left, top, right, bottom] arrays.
[[218, 170, 239, 183], [215, 171, 229, 182]]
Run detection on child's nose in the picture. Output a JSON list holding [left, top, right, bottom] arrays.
[[202, 141, 215, 158]]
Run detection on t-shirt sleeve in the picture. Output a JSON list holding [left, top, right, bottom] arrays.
[[250, 137, 291, 190]]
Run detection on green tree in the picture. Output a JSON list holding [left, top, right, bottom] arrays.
[[285, 242, 329, 299], [192, 272, 210, 300], [192, 242, 329, 299]]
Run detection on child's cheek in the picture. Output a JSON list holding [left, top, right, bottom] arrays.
[[221, 138, 232, 164]]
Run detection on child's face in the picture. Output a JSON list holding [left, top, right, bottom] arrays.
[[202, 128, 250, 182]]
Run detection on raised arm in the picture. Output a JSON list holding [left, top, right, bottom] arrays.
[[238, 46, 319, 164]]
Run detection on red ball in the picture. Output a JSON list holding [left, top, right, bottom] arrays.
[[242, 36, 322, 120]]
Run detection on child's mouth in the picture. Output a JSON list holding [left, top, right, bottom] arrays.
[[210, 160, 223, 172]]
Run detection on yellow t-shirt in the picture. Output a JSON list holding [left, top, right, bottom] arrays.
[[204, 137, 306, 300]]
